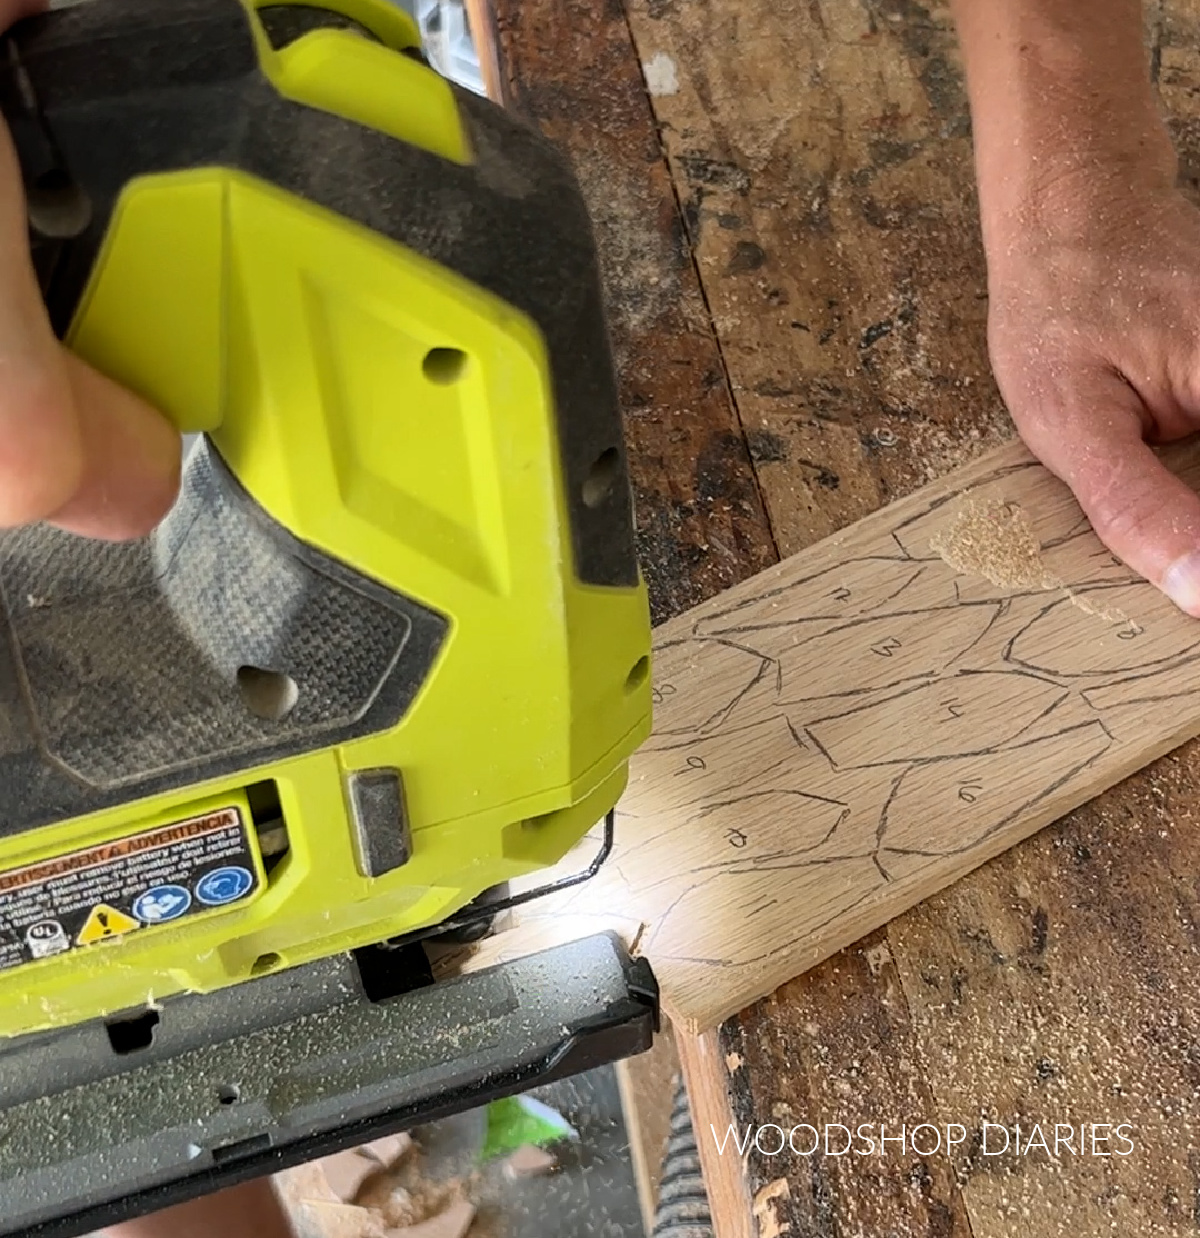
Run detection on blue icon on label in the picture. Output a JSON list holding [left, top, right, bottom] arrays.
[[195, 866, 254, 907], [132, 884, 191, 924]]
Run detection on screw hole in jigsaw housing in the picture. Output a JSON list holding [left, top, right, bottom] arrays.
[[250, 952, 282, 976], [237, 666, 299, 721], [582, 447, 619, 508]]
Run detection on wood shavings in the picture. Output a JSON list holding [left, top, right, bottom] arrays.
[[297, 1199, 386, 1238], [930, 498, 1058, 591], [319, 1149, 382, 1204], [386, 1199, 475, 1238], [752, 1177, 791, 1238], [361, 1133, 414, 1169], [283, 1131, 475, 1238], [1062, 586, 1129, 624], [370, 1155, 472, 1229], [932, 496, 1132, 624], [287, 1162, 342, 1206]]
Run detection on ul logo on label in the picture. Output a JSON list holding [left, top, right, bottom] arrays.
[[26, 920, 69, 959]]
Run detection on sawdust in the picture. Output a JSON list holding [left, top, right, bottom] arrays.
[[573, 157, 683, 346], [386, 1200, 475, 1238], [930, 498, 1057, 591], [931, 496, 1131, 624], [1061, 588, 1129, 624], [896, 407, 1013, 488], [295, 1199, 385, 1238], [752, 1177, 792, 1238], [321, 1149, 383, 1204], [356, 1147, 475, 1230], [281, 1132, 479, 1238], [876, 744, 1200, 1236]]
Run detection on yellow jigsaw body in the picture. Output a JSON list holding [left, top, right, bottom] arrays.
[[0, 0, 651, 1037]]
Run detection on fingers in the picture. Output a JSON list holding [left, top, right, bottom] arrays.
[[0, 62, 181, 539], [1015, 376, 1200, 616], [0, 97, 86, 527], [0, 0, 46, 23]]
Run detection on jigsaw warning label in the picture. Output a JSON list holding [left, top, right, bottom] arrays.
[[0, 807, 261, 973]]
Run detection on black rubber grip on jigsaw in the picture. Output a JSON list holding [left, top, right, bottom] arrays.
[[0, 0, 638, 834]]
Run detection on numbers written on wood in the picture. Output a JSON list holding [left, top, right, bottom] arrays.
[[726, 828, 748, 849], [871, 636, 903, 657], [652, 683, 678, 705], [958, 782, 983, 804], [675, 755, 707, 777], [1116, 622, 1144, 641]]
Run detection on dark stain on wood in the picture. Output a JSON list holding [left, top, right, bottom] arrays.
[[746, 428, 789, 463], [726, 239, 767, 274]]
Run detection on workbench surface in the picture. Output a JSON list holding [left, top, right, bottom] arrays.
[[476, 1, 1200, 1234]]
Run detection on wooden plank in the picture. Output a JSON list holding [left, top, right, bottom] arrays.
[[466, 436, 1200, 1033], [615, 1025, 680, 1234], [675, 1029, 753, 1238], [684, 931, 974, 1238]]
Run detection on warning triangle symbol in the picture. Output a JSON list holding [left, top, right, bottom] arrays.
[[77, 903, 140, 946]]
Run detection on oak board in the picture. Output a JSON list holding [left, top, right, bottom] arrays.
[[467, 438, 1200, 1032]]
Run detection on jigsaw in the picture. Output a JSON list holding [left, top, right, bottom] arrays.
[[0, 0, 657, 1231]]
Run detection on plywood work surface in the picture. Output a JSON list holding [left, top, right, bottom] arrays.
[[478, 0, 1200, 1233]]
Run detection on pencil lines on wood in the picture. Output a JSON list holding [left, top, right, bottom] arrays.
[[465, 443, 1200, 1030]]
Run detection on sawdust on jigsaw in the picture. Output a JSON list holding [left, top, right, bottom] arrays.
[[931, 495, 1130, 623]]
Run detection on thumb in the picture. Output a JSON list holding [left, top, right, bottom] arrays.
[[0, 97, 86, 526], [0, 0, 45, 23], [0, 0, 182, 538], [1016, 377, 1200, 617]]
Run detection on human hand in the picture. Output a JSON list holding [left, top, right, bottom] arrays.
[[947, 0, 1200, 618], [986, 184, 1200, 617], [0, 0, 180, 540]]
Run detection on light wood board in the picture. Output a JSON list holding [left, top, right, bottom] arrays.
[[675, 1030, 753, 1238], [615, 1025, 679, 1235], [464, 438, 1200, 1032]]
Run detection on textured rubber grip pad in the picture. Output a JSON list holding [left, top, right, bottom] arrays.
[[0, 440, 447, 836]]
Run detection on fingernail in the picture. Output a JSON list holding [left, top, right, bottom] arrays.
[[1162, 551, 1200, 616]]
